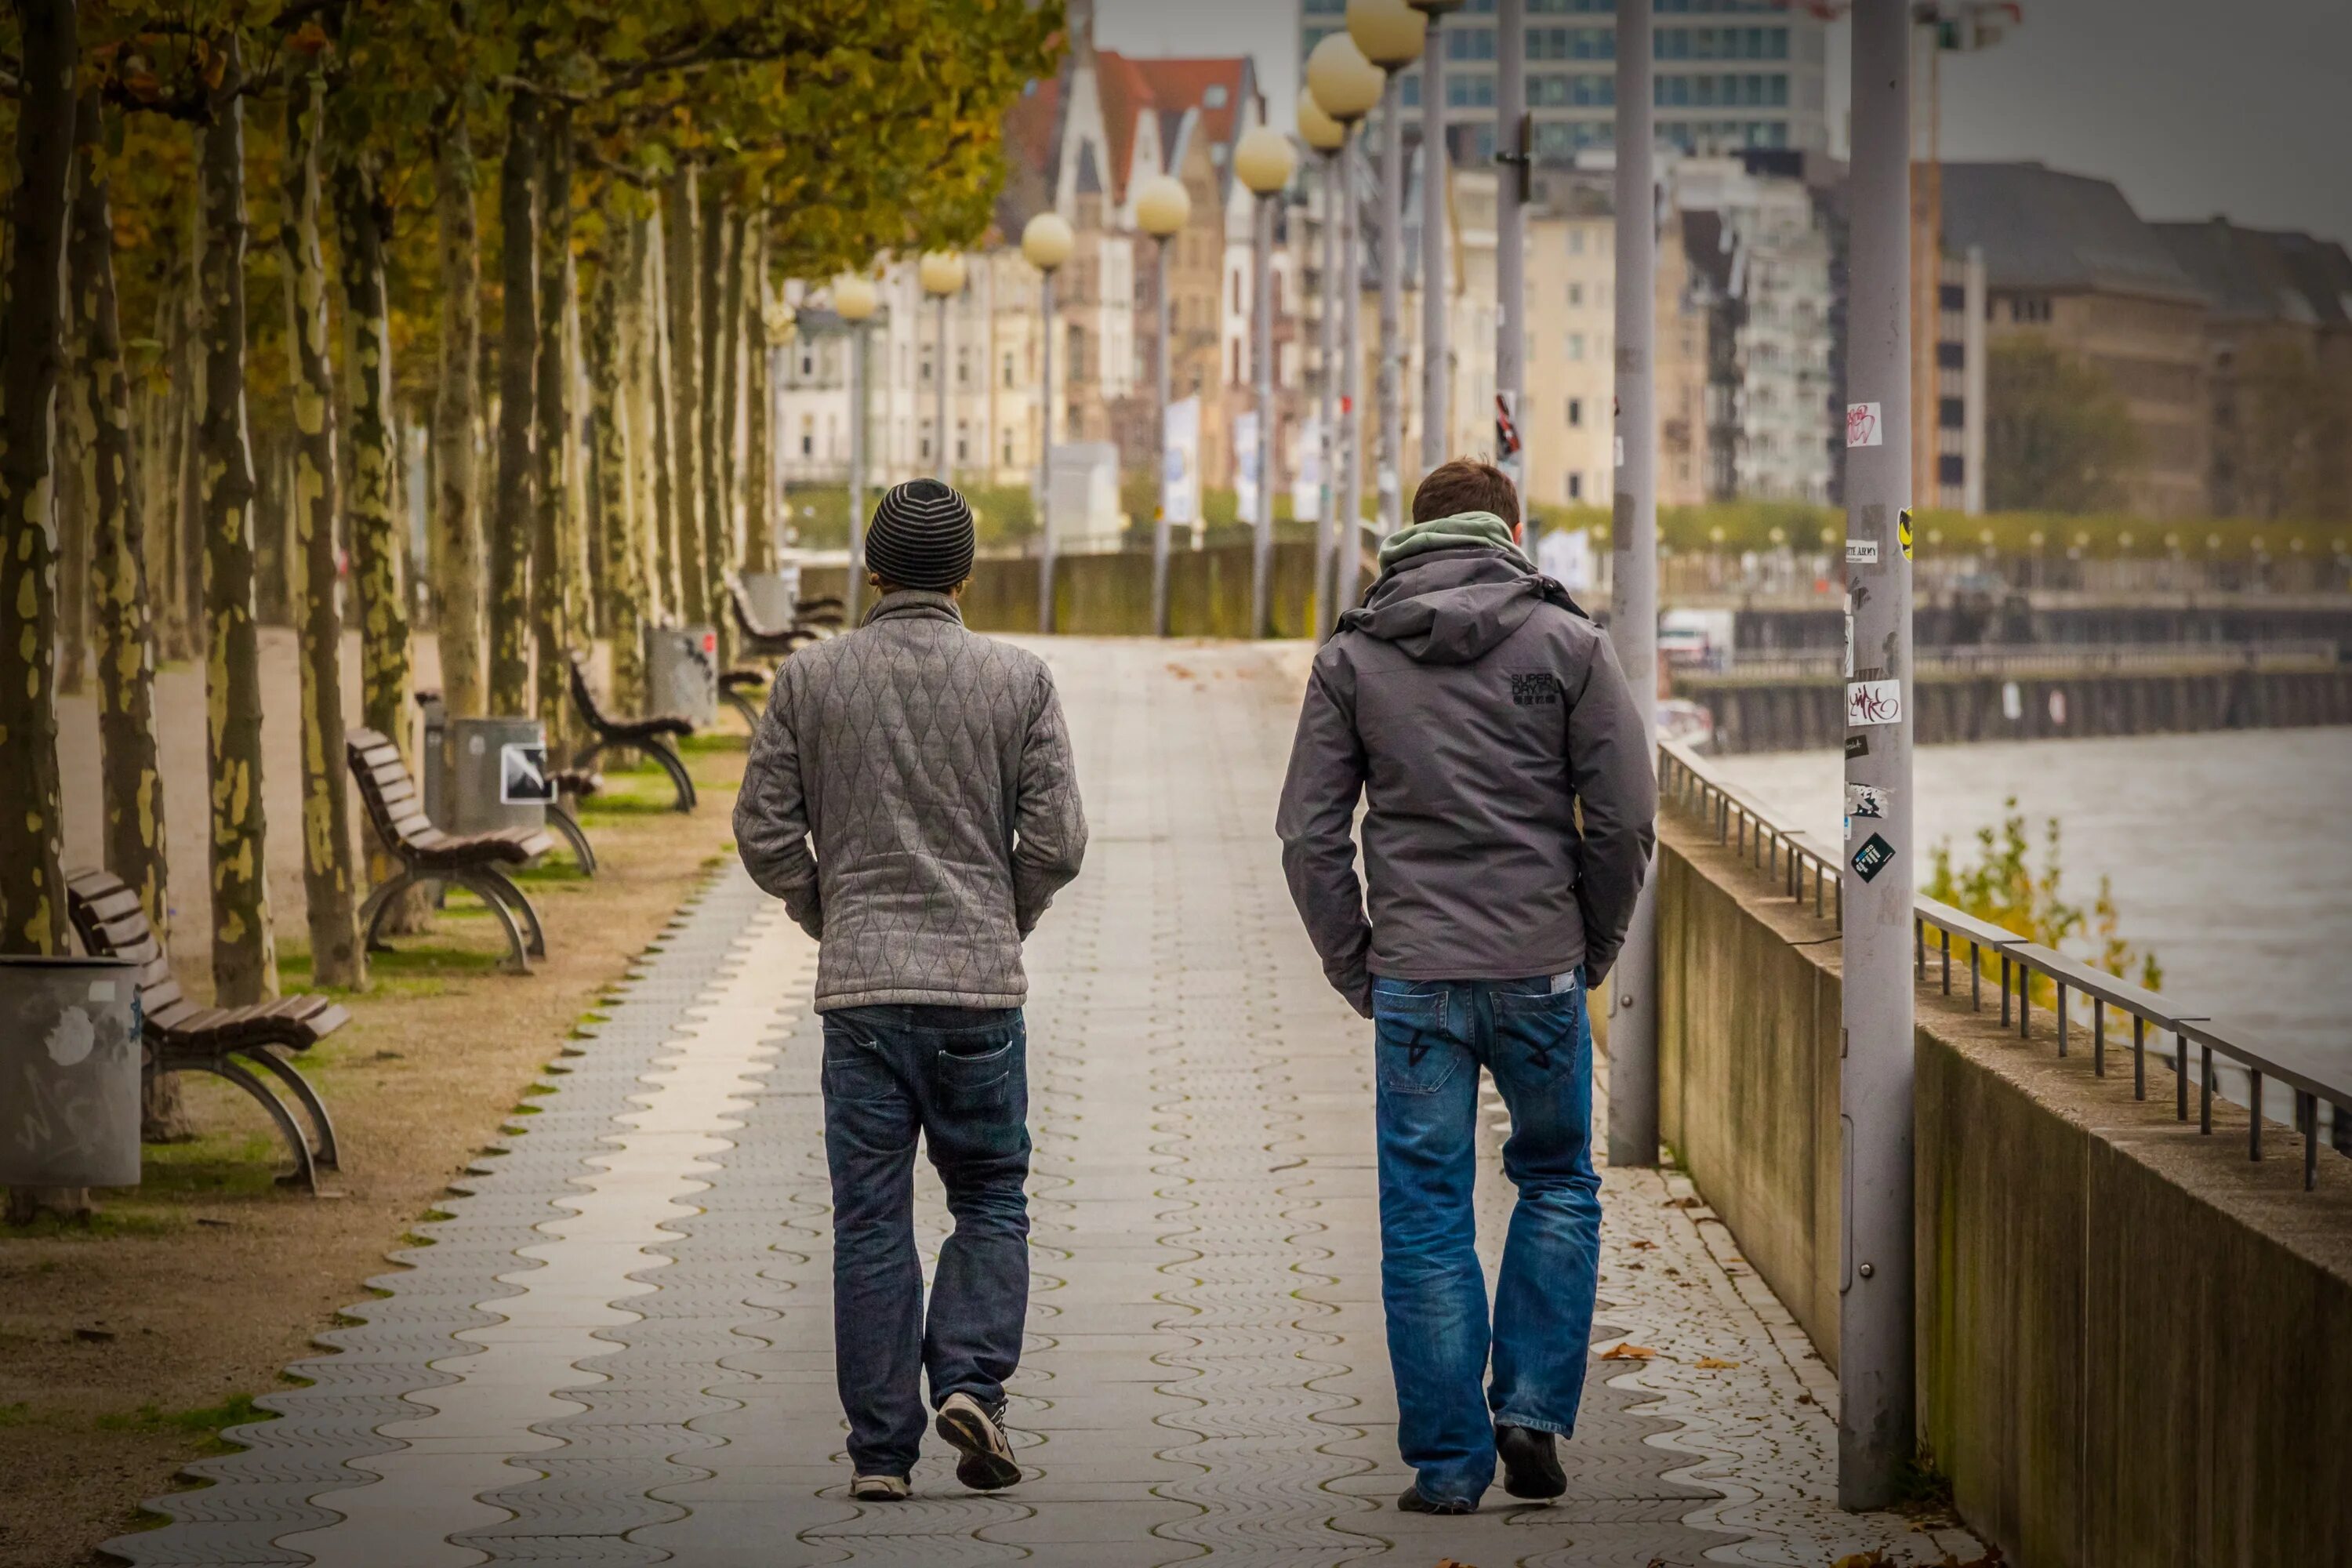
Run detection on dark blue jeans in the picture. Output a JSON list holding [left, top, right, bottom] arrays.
[[820, 1004, 1031, 1479], [1370, 972, 1603, 1506]]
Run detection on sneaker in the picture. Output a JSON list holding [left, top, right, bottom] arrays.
[[1395, 1483, 1475, 1515], [934, 1391, 1022, 1491], [1496, 1422, 1566, 1501], [850, 1474, 909, 1502]]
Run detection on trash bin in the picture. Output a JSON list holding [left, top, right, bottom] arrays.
[[0, 956, 143, 1189], [449, 716, 554, 836], [417, 691, 448, 826], [741, 565, 803, 631], [647, 624, 719, 727]]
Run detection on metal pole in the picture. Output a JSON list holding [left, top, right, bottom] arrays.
[[935, 293, 950, 483], [1338, 134, 1365, 624], [1604, 0, 1661, 1173], [1318, 150, 1340, 636], [1152, 234, 1174, 637], [847, 321, 867, 623], [1250, 192, 1276, 639], [1839, 0, 1917, 1512], [1421, 16, 1449, 473], [1377, 74, 1406, 539], [1037, 272, 1055, 633], [1495, 0, 1526, 499]]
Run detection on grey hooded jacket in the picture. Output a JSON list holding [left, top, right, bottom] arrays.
[[1275, 543, 1657, 1017], [735, 591, 1087, 1011]]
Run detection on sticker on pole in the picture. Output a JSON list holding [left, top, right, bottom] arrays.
[[1846, 678, 1903, 728], [1846, 733, 1870, 760], [1898, 508, 1915, 560], [500, 742, 556, 804], [1846, 539, 1879, 564], [1494, 393, 1523, 463], [1850, 833, 1897, 884], [1846, 782, 1889, 818], [1846, 402, 1883, 448]]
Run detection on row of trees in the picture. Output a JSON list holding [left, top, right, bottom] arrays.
[[0, 3, 1061, 1012]]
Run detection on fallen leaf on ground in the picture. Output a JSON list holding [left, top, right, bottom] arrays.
[[1599, 1341, 1658, 1360], [1692, 1356, 1740, 1369], [1629, 1238, 1657, 1250]]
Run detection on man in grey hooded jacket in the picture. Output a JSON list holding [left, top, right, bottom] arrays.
[[1276, 459, 1655, 1515]]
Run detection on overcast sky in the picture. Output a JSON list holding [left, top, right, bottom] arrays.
[[1093, 0, 2352, 245]]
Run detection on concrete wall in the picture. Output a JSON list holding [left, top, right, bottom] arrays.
[[1654, 814, 2352, 1566]]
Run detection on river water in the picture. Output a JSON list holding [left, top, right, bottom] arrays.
[[1713, 728, 2352, 1085]]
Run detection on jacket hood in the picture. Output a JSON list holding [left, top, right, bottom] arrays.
[[1337, 546, 1585, 666]]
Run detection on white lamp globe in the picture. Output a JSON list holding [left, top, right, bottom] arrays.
[[918, 251, 967, 298], [1298, 90, 1346, 154], [1021, 212, 1076, 273], [832, 273, 878, 323], [1235, 125, 1299, 198], [1306, 33, 1385, 123], [1134, 173, 1191, 240], [1347, 0, 1428, 71]]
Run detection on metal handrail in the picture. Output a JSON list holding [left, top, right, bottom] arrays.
[[1657, 739, 2346, 1191], [1684, 640, 2343, 683]]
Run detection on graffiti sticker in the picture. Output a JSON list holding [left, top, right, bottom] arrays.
[[1846, 678, 1903, 728], [1850, 833, 1897, 884], [1846, 402, 1883, 448]]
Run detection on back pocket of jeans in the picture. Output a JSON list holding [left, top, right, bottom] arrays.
[[1492, 986, 1584, 1080], [935, 1035, 1021, 1116], [1372, 994, 1458, 1096]]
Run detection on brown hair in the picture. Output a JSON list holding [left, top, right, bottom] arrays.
[[1411, 459, 1520, 530]]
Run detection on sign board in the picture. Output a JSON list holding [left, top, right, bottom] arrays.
[[1233, 412, 1262, 527], [1162, 397, 1200, 526]]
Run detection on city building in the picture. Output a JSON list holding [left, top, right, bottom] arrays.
[[2154, 219, 2352, 521], [1940, 161, 2211, 518], [1298, 0, 1831, 168]]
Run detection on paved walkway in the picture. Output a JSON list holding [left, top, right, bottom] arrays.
[[110, 641, 1980, 1567]]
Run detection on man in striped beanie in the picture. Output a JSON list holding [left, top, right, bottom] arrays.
[[737, 477, 1087, 1501]]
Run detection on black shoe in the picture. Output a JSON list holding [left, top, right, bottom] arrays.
[[1395, 1483, 1475, 1515], [935, 1391, 1022, 1491], [1496, 1422, 1566, 1501]]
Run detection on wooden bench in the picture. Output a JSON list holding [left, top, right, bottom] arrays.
[[65, 868, 346, 1192], [566, 650, 697, 812], [546, 768, 601, 877], [347, 728, 554, 974], [718, 668, 770, 731], [726, 572, 843, 659]]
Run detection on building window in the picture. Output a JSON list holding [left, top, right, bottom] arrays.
[[1938, 454, 1965, 487], [956, 423, 969, 463], [1568, 473, 1583, 500], [1936, 340, 1965, 369], [1567, 332, 1584, 361], [1003, 431, 1014, 465], [1203, 84, 1228, 109], [2010, 296, 2052, 324], [1004, 352, 1015, 389], [1569, 281, 1584, 307], [800, 416, 813, 458], [1939, 283, 1966, 311], [1939, 396, 1964, 430], [1568, 397, 1583, 427]]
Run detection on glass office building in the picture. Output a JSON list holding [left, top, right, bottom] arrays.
[[1299, 0, 1830, 165]]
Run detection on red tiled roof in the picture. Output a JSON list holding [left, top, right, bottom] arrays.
[[1004, 76, 1062, 183], [1126, 56, 1253, 153], [1003, 51, 1253, 210], [1094, 49, 1156, 204]]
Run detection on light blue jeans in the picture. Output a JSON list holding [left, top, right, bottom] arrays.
[[1370, 971, 1603, 1506]]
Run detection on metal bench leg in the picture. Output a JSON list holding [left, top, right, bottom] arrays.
[[209, 1057, 321, 1192], [548, 803, 597, 877], [648, 739, 697, 812], [724, 687, 763, 732], [358, 866, 427, 953], [476, 867, 546, 960], [241, 1047, 340, 1170], [572, 738, 611, 774], [451, 872, 532, 974]]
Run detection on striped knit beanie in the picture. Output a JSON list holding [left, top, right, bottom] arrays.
[[864, 478, 976, 592]]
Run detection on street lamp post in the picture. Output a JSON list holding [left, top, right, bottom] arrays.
[[833, 271, 879, 623], [1305, 32, 1382, 634], [1494, 0, 1528, 498], [1347, 0, 1426, 547], [1410, 1, 1465, 473], [1235, 125, 1298, 641], [918, 251, 965, 486], [1134, 174, 1191, 637], [1840, 0, 1917, 1512], [1022, 213, 1076, 633], [1606, 0, 1661, 1173], [1298, 91, 1345, 639]]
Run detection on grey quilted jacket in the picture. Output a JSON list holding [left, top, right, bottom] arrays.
[[735, 591, 1087, 1011]]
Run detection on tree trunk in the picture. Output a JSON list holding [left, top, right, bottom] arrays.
[[487, 95, 538, 715], [531, 107, 576, 748], [643, 209, 679, 623], [697, 183, 730, 648], [742, 219, 773, 577], [664, 166, 705, 625], [431, 114, 486, 718], [0, 0, 76, 958], [336, 154, 424, 942], [274, 56, 365, 993], [56, 394, 88, 694], [590, 223, 644, 713], [146, 263, 188, 661], [197, 37, 278, 1006], [715, 205, 750, 609], [177, 201, 205, 667], [71, 88, 188, 1140]]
